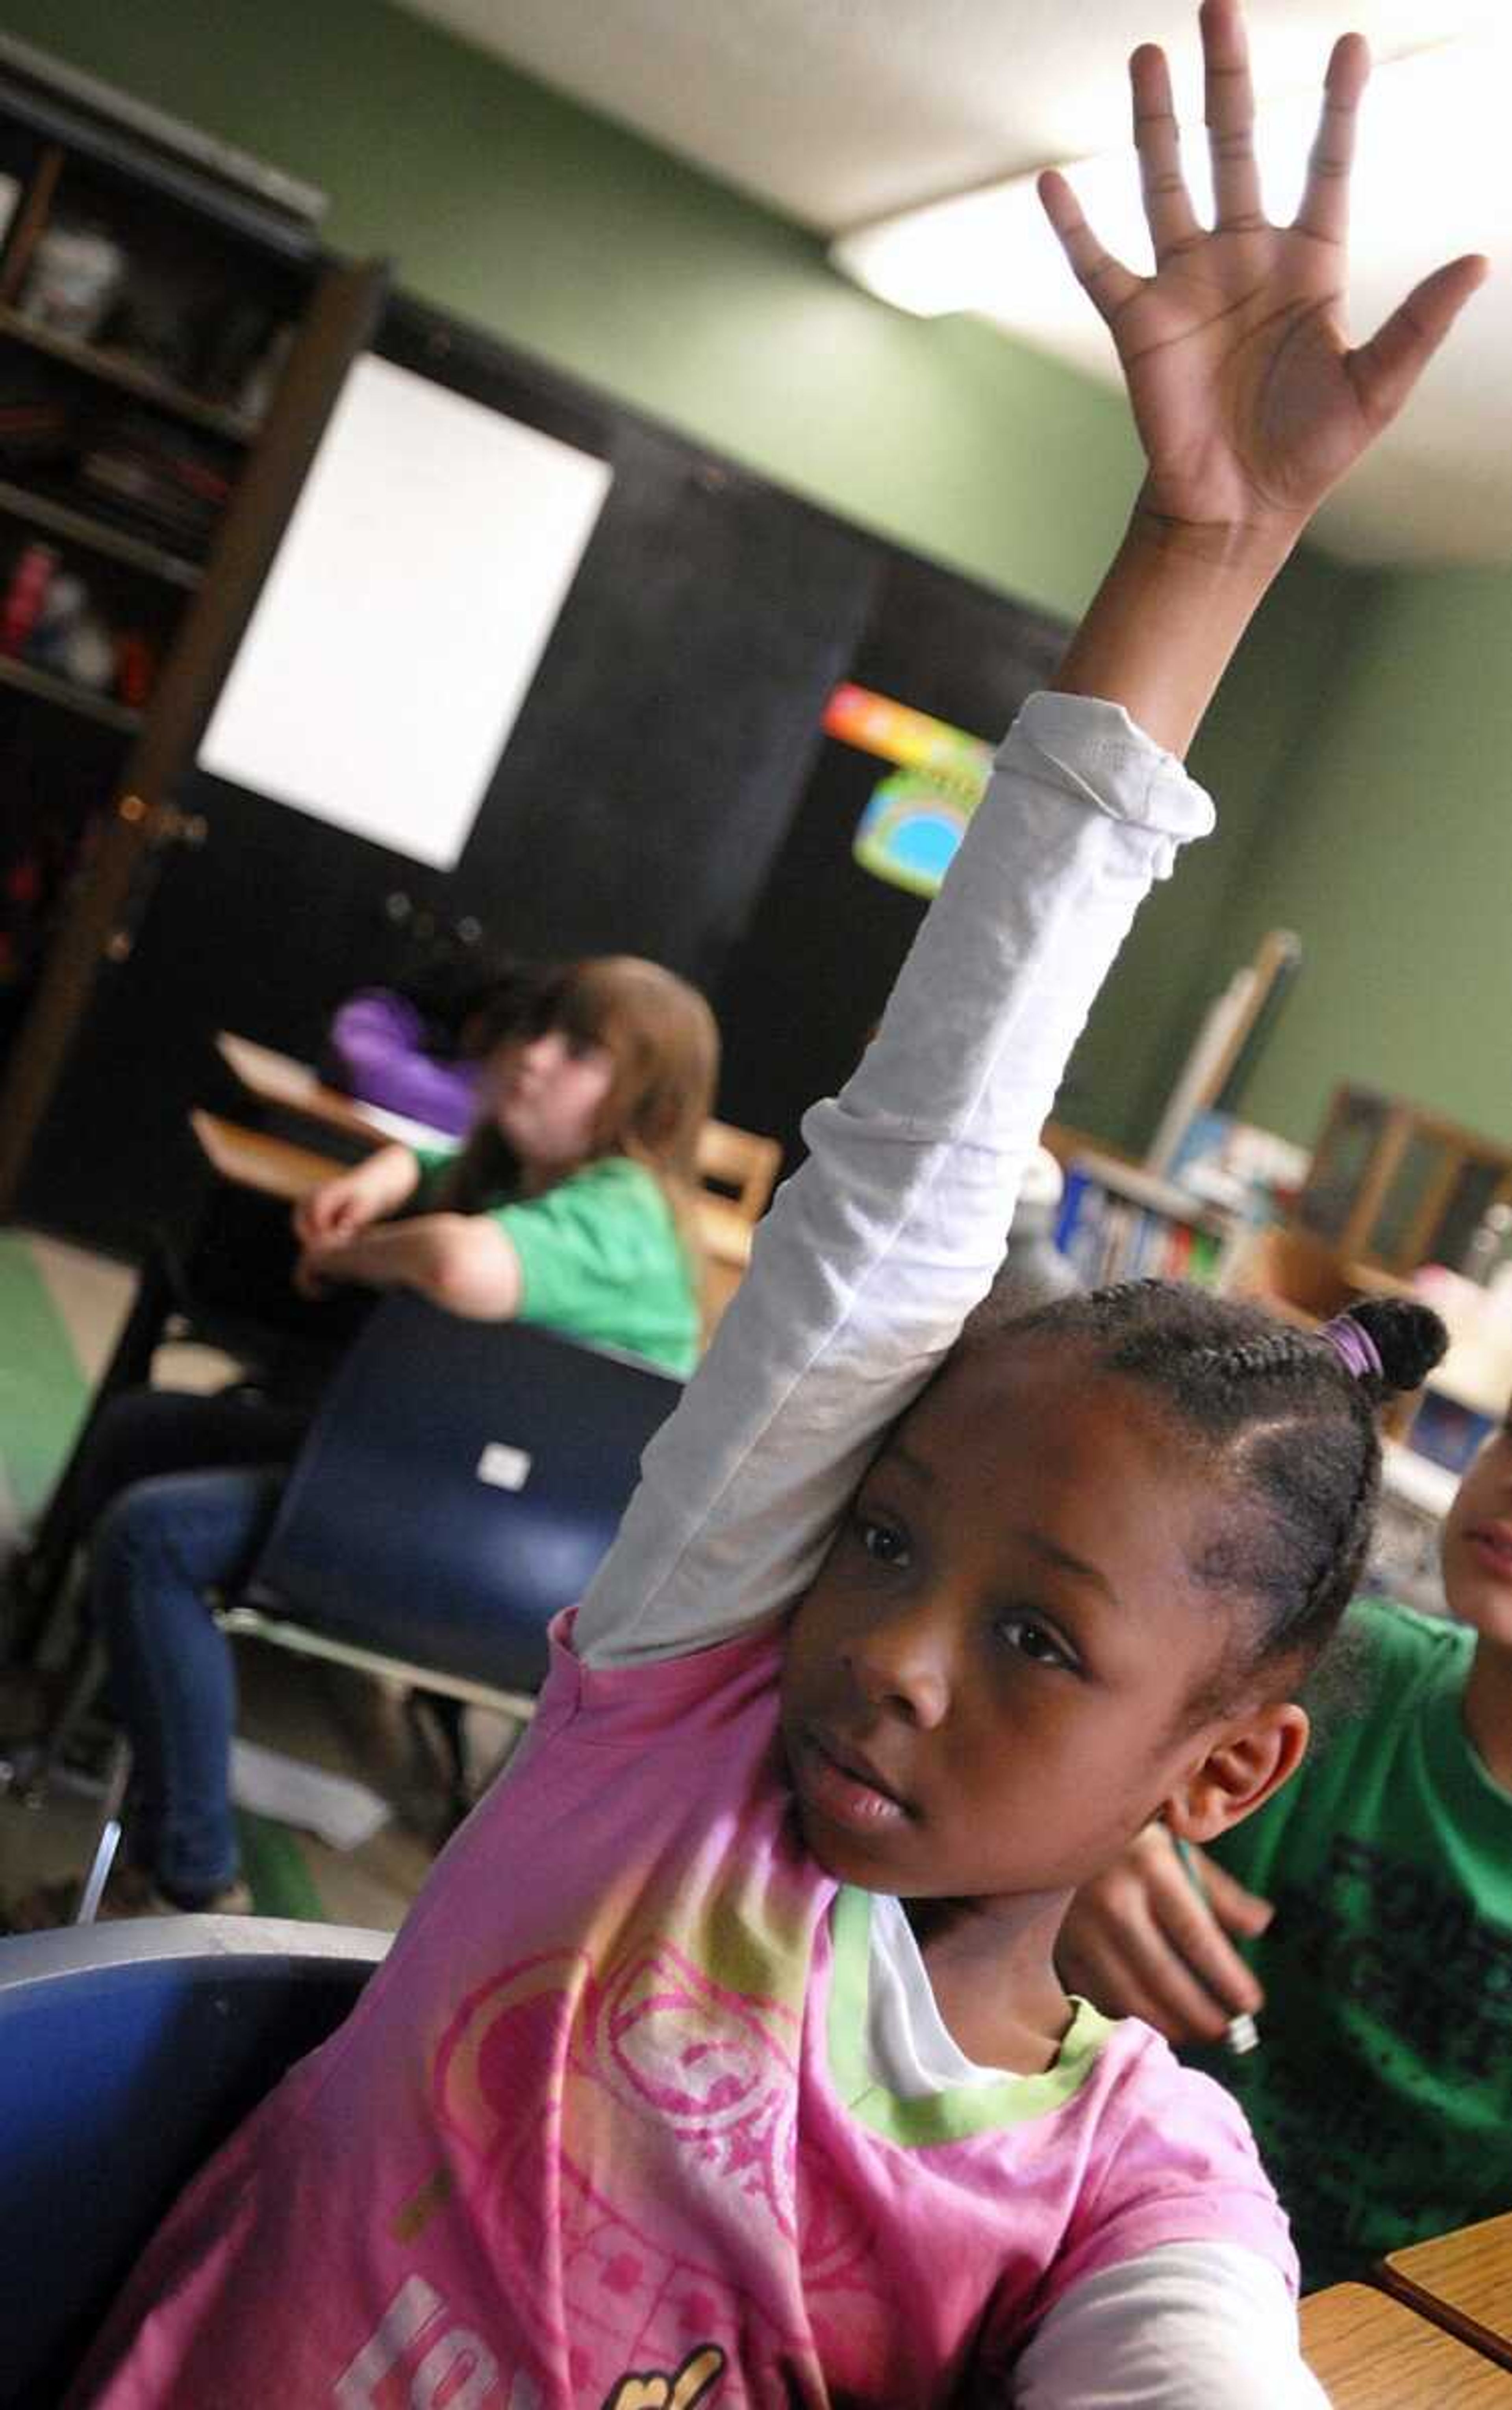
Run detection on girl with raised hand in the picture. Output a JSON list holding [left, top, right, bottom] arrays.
[[73, 3, 1482, 2401]]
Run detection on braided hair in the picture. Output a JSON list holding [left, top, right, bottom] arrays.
[[967, 1280, 1446, 1685]]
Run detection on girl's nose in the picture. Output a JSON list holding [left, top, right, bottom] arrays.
[[844, 1609, 951, 1730]]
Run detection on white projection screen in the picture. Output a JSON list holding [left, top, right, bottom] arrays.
[[199, 354, 613, 869]]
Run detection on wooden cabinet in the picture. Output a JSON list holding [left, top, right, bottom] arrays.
[[1294, 1084, 1512, 1280], [0, 48, 383, 1215]]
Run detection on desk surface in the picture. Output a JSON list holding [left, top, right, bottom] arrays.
[[1300, 2284, 1512, 2406], [1382, 2215, 1512, 2371], [192, 1107, 754, 1277], [216, 1031, 447, 1154], [191, 1109, 340, 1204]]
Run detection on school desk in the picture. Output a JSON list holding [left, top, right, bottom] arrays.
[[1380, 2213, 1512, 2372], [215, 1029, 447, 1155], [213, 1031, 757, 1286], [1299, 2282, 1512, 2405]]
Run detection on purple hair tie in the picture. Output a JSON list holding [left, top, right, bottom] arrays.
[[1320, 1313, 1383, 1384]]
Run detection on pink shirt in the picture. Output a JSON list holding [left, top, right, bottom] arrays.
[[78, 1618, 1292, 2408]]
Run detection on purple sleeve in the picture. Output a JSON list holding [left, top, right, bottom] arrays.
[[326, 990, 482, 1137]]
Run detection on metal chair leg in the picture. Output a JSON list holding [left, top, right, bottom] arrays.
[[18, 1639, 108, 1808], [73, 1737, 132, 1925]]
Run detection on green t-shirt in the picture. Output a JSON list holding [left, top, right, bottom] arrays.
[[1188, 1598, 1512, 2290], [413, 1149, 698, 1376]]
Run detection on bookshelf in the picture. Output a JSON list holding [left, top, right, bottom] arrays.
[[0, 305, 258, 443], [0, 43, 386, 1213], [0, 649, 139, 732], [1054, 1145, 1240, 1288], [0, 475, 202, 587]]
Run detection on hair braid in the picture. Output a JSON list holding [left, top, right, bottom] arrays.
[[963, 1277, 1446, 1683]]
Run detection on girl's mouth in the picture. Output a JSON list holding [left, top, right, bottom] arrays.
[[1463, 1523, 1512, 1582], [798, 1730, 910, 1832]]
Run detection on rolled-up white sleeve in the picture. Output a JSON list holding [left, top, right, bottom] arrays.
[[1012, 2243, 1331, 2408], [576, 692, 1214, 1668]]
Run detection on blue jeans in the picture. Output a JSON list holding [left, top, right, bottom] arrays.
[[81, 1389, 309, 1904]]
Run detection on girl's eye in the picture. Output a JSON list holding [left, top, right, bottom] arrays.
[[996, 1614, 1076, 1673], [856, 1515, 910, 1568]]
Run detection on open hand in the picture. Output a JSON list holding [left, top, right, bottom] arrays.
[[1039, 0, 1487, 545]]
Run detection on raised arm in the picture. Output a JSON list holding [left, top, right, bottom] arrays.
[[576, 0, 1485, 1671]]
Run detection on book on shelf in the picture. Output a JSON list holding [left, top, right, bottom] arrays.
[[1055, 1166, 1231, 1288], [79, 412, 231, 546]]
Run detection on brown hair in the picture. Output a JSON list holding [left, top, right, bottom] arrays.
[[431, 953, 719, 1272]]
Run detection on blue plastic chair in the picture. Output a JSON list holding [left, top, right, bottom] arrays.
[[241, 1291, 684, 1694], [65, 1296, 684, 1918], [0, 1915, 387, 2405]]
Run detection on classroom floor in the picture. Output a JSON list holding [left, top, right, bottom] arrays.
[[0, 1229, 474, 1934]]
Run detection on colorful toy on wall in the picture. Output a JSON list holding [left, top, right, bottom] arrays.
[[824, 683, 993, 898]]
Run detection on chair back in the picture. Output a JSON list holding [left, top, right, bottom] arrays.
[[0, 1915, 385, 2406], [696, 1116, 781, 1224], [246, 1295, 683, 1694]]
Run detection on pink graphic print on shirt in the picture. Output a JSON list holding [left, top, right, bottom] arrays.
[[402, 1927, 884, 2403]]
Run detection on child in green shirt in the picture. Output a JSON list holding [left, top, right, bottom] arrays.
[[1058, 1402, 1512, 2286]]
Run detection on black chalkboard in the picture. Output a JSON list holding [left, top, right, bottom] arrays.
[[21, 295, 1062, 1249]]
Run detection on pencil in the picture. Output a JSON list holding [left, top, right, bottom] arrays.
[[1173, 1835, 1260, 2055]]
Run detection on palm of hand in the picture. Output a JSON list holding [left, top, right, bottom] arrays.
[[1114, 228, 1360, 529], [1040, 1, 1485, 549]]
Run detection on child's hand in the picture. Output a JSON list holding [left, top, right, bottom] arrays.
[[1056, 1822, 1272, 2045], [293, 1172, 368, 1249], [1039, 0, 1487, 549]]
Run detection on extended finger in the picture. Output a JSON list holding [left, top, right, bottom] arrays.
[[1199, 1850, 1275, 1940], [1123, 1900, 1253, 2039], [1131, 43, 1201, 262], [1203, 0, 1264, 231], [1349, 252, 1490, 432], [1038, 170, 1143, 325], [1062, 1923, 1223, 2043], [1149, 1866, 1265, 2016], [1293, 32, 1367, 249]]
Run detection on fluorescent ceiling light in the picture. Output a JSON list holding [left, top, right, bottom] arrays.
[[831, 26, 1504, 335]]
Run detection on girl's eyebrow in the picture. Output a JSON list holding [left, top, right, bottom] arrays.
[[876, 1441, 932, 1485], [1015, 1531, 1119, 1607]]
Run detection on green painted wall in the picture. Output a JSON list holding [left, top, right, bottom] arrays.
[[1182, 562, 1512, 1154], [2, 0, 1371, 1152], [1064, 544, 1363, 1153]]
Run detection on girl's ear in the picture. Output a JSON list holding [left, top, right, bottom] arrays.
[[1162, 1702, 1310, 1846]]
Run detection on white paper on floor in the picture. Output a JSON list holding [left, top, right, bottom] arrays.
[[230, 1737, 391, 1851]]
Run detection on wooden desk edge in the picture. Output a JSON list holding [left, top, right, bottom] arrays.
[[190, 1108, 341, 1202], [1377, 2263, 1512, 2375], [1300, 2281, 1512, 2402]]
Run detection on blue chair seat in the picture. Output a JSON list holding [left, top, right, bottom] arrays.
[[0, 1916, 385, 2405]]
